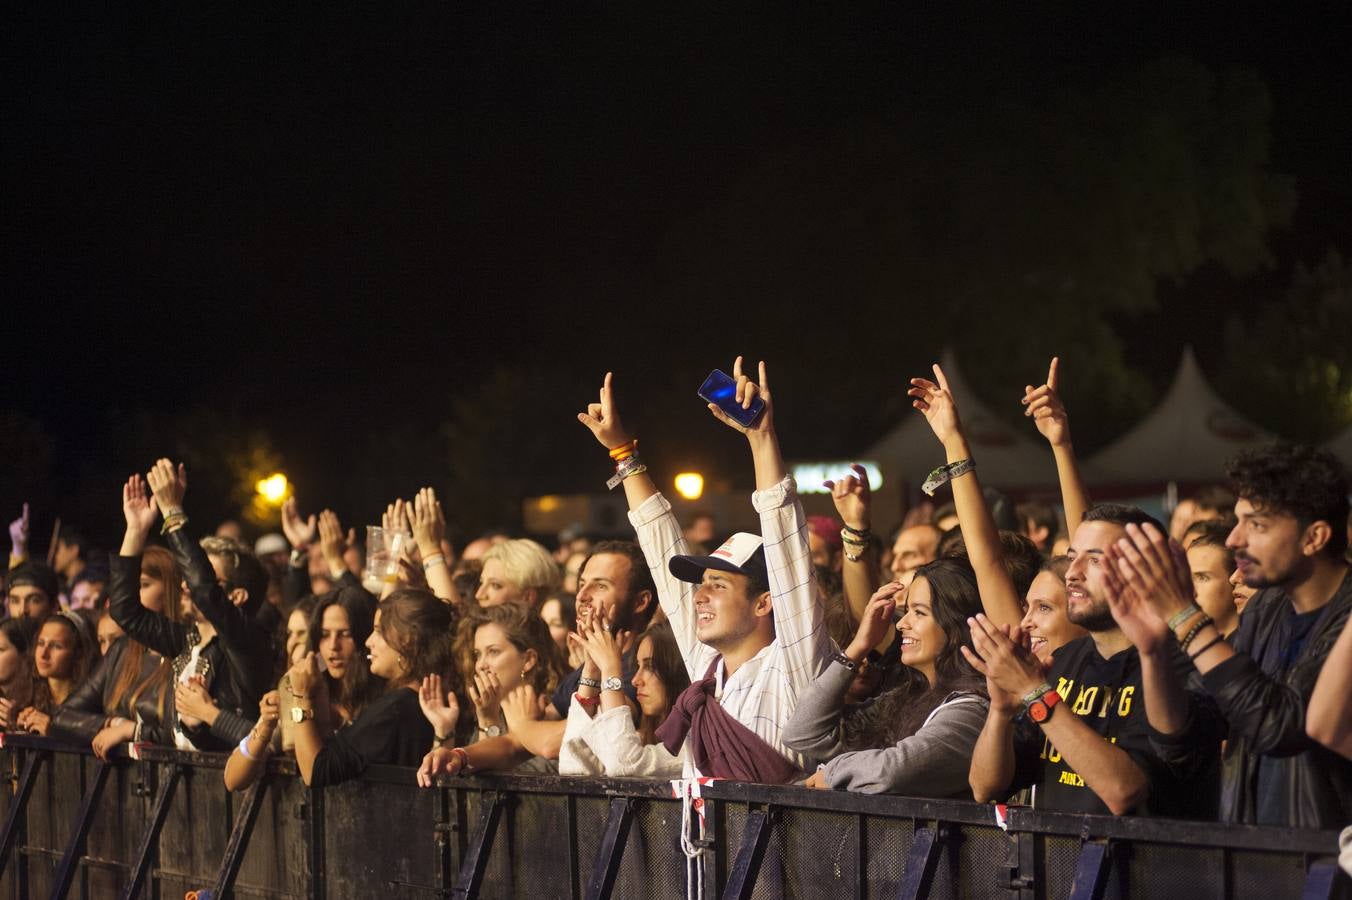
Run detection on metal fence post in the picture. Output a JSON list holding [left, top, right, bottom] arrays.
[[721, 805, 777, 900], [50, 758, 112, 900], [1068, 839, 1111, 900], [586, 796, 635, 900], [0, 749, 44, 882], [210, 776, 269, 898], [453, 789, 504, 899], [119, 762, 182, 900], [896, 822, 948, 900]]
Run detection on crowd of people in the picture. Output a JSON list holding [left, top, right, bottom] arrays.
[[3, 356, 1350, 877]]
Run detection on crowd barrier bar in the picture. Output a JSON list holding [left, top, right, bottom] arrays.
[[0, 733, 1345, 899]]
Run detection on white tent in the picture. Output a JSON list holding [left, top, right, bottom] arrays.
[[864, 348, 1058, 491], [1085, 347, 1276, 485]]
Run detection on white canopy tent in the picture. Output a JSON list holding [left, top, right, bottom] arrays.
[[1084, 347, 1276, 486], [1324, 424, 1352, 471]]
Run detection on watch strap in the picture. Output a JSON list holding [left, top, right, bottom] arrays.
[[830, 649, 859, 672]]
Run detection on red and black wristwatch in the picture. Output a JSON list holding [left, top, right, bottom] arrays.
[[1022, 682, 1062, 723]]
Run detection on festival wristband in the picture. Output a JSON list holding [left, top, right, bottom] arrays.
[[1167, 603, 1203, 631], [921, 459, 975, 497]]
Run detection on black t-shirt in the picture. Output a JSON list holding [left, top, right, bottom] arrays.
[[309, 687, 433, 787], [1010, 635, 1222, 819], [1252, 605, 1323, 825]]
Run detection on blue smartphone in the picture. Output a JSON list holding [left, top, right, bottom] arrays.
[[698, 369, 765, 428]]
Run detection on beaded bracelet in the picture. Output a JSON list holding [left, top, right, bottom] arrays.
[[1167, 603, 1203, 631]]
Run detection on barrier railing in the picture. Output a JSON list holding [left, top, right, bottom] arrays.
[[0, 733, 1345, 899]]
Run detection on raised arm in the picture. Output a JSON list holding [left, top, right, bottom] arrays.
[[1022, 358, 1089, 537], [110, 475, 187, 657], [409, 488, 456, 604], [909, 364, 1023, 630], [579, 372, 704, 671], [824, 465, 884, 642], [709, 357, 828, 675], [9, 503, 29, 568]]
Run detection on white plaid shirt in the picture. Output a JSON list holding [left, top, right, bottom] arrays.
[[628, 475, 831, 777]]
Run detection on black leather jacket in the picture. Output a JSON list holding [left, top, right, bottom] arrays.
[[108, 535, 273, 752], [49, 636, 172, 745], [1201, 569, 1352, 830]]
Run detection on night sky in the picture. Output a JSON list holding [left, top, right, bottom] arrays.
[[5, 5, 1351, 545]]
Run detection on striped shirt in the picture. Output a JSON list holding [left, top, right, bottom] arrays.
[[628, 476, 831, 777]]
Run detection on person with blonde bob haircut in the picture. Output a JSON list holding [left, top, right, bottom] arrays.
[[475, 539, 560, 608]]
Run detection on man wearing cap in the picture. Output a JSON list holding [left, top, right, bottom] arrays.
[[7, 560, 59, 621], [576, 359, 831, 783]]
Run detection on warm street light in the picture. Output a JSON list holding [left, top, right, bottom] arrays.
[[674, 472, 704, 500], [256, 473, 290, 506]]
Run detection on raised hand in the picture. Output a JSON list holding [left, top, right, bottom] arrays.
[[0, 697, 16, 729], [1103, 542, 1171, 654], [1022, 357, 1071, 448], [382, 499, 410, 535], [908, 364, 963, 449], [123, 475, 159, 536], [823, 464, 873, 531], [409, 487, 446, 558], [419, 674, 461, 739], [146, 459, 188, 513], [317, 510, 348, 571], [281, 497, 317, 550], [500, 684, 543, 727], [845, 582, 903, 660], [577, 371, 634, 450], [1111, 523, 1196, 623], [8, 503, 29, 557], [706, 356, 775, 436]]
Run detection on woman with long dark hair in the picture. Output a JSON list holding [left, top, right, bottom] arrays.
[[560, 618, 690, 777], [15, 612, 97, 736], [48, 546, 184, 755], [783, 558, 989, 796], [289, 588, 455, 786]]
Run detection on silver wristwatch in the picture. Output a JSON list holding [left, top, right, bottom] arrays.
[[479, 723, 503, 738], [601, 676, 624, 693]]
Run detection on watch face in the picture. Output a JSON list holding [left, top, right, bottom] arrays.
[[483, 724, 502, 738], [290, 707, 309, 723], [602, 676, 624, 692], [1029, 701, 1049, 723]]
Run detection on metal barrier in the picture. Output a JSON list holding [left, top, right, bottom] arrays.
[[0, 733, 1345, 899]]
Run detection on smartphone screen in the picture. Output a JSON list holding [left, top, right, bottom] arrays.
[[698, 369, 765, 428]]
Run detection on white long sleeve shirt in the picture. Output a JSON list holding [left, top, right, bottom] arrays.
[[628, 476, 831, 777], [559, 700, 684, 778]]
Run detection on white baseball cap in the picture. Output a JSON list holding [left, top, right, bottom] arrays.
[[669, 532, 767, 585]]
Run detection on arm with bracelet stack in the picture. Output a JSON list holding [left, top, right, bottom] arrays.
[[908, 363, 1025, 631]]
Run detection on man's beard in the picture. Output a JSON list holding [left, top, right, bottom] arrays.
[[1067, 596, 1116, 633]]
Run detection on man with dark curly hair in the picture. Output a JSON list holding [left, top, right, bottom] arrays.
[[1181, 443, 1350, 828]]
